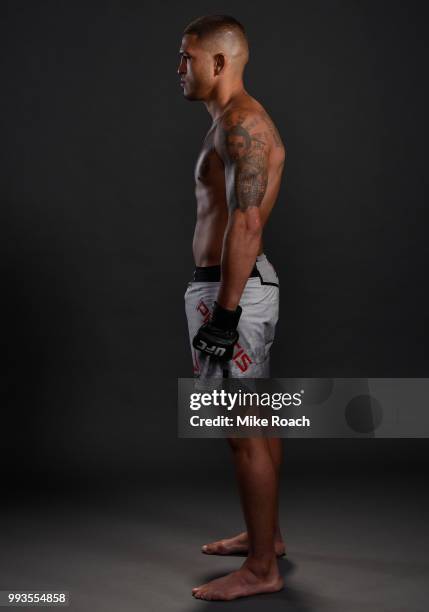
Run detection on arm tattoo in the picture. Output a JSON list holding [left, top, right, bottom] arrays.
[[261, 111, 283, 148], [222, 120, 269, 211]]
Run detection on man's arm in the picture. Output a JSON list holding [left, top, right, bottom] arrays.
[[191, 110, 280, 361], [215, 110, 270, 310]]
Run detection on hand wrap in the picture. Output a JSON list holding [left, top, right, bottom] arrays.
[[192, 301, 242, 361]]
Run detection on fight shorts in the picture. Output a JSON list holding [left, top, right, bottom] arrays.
[[184, 253, 279, 379]]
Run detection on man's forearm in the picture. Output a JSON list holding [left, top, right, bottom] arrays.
[[217, 208, 262, 311]]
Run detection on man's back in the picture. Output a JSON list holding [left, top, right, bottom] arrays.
[[193, 93, 285, 266]]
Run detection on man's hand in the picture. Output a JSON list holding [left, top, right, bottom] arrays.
[[192, 301, 242, 361]]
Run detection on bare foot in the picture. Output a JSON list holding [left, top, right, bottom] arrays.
[[202, 531, 286, 557], [192, 562, 284, 601]]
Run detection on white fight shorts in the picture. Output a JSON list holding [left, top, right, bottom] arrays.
[[184, 254, 279, 379]]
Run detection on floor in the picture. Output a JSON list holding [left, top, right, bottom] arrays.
[[1, 472, 428, 611]]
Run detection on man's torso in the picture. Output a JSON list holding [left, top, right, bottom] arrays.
[[192, 95, 285, 266]]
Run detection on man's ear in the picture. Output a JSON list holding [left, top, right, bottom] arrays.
[[213, 53, 225, 76]]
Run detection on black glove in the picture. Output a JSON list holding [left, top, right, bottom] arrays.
[[192, 301, 242, 361]]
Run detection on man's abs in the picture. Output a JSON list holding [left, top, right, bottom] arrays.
[[192, 208, 226, 266], [192, 131, 229, 266]]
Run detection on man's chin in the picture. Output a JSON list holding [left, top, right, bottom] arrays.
[[183, 91, 200, 101], [182, 86, 205, 101]]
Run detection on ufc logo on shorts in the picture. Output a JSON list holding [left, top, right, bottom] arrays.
[[194, 338, 226, 357]]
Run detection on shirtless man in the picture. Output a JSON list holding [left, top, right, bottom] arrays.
[[179, 15, 286, 601]]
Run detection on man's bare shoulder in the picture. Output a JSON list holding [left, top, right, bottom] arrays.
[[215, 98, 285, 155]]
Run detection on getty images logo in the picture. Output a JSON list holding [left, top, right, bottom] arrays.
[[194, 339, 226, 356]]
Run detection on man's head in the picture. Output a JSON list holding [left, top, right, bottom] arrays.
[[178, 15, 249, 101]]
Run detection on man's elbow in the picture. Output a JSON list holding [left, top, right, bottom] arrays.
[[244, 206, 263, 237], [230, 206, 263, 239]]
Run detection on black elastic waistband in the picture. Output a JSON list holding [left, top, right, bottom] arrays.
[[193, 263, 259, 282]]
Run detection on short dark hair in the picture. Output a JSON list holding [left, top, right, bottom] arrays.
[[183, 14, 247, 41]]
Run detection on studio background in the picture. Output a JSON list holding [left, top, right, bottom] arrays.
[[1, 0, 428, 488]]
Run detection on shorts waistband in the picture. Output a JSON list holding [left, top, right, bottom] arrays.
[[193, 262, 259, 282]]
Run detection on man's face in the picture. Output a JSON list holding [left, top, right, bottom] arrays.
[[178, 35, 215, 101]]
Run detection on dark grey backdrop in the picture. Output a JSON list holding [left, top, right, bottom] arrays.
[[1, 0, 428, 485]]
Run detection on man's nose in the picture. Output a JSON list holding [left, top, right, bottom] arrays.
[[177, 57, 186, 75]]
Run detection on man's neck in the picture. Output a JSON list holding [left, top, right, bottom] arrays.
[[204, 81, 248, 122]]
